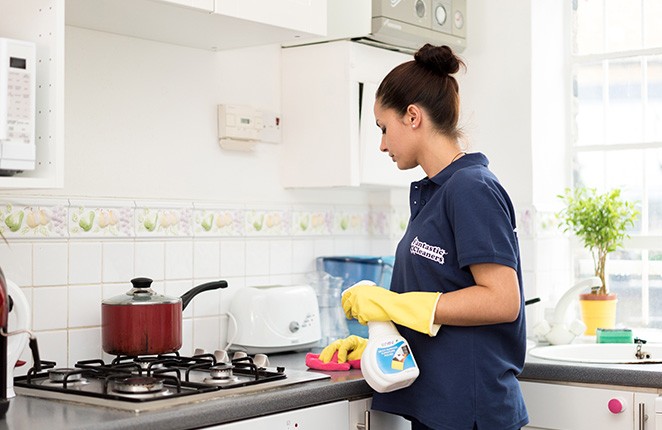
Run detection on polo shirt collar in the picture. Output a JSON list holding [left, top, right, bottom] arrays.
[[427, 152, 489, 186]]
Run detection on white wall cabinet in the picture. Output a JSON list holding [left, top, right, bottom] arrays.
[[281, 40, 424, 188], [0, 0, 64, 189], [521, 380, 658, 430], [214, 0, 326, 37], [349, 397, 410, 430], [65, 0, 327, 52]]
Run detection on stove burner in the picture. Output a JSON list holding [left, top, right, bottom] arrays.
[[133, 357, 166, 371], [203, 364, 240, 385], [48, 368, 82, 382], [112, 377, 165, 394]]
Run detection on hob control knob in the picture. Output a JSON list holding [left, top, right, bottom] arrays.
[[608, 397, 627, 414]]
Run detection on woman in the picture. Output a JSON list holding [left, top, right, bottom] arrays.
[[320, 44, 529, 430]]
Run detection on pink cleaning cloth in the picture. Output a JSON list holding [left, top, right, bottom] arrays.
[[305, 352, 361, 371]]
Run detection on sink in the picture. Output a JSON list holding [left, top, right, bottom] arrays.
[[529, 343, 662, 364]]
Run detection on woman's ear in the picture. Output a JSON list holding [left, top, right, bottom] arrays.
[[406, 104, 422, 129]]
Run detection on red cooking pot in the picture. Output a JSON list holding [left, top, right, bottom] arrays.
[[102, 277, 228, 356]]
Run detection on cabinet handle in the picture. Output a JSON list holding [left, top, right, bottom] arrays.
[[638, 402, 647, 430], [356, 409, 371, 430]]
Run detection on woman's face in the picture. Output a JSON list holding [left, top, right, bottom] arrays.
[[374, 102, 419, 170]]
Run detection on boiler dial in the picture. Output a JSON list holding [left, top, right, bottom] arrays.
[[435, 5, 447, 26]]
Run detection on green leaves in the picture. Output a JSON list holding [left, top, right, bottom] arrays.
[[557, 187, 639, 294]]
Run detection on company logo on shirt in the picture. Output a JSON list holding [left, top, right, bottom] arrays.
[[410, 237, 447, 265]]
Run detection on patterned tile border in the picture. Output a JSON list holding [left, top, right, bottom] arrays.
[[0, 197, 404, 239], [69, 200, 135, 238], [0, 198, 68, 238], [192, 204, 243, 237], [135, 202, 193, 237], [0, 197, 553, 241], [291, 206, 333, 236], [245, 206, 291, 236]]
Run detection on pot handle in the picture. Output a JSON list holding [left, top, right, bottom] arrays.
[[181, 280, 228, 310]]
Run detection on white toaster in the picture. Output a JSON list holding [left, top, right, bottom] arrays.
[[227, 284, 321, 354]]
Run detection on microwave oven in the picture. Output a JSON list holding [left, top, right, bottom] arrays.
[[0, 38, 36, 175]]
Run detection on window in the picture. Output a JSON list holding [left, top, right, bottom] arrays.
[[571, 0, 662, 327]]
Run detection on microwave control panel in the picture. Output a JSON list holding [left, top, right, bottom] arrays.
[[0, 38, 36, 173]]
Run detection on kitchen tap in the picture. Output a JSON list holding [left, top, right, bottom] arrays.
[[533, 277, 603, 345]]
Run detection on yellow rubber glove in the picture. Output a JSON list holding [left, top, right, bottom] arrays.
[[319, 335, 368, 363], [342, 284, 442, 336]]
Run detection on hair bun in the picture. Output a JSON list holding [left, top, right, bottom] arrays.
[[414, 44, 463, 75]]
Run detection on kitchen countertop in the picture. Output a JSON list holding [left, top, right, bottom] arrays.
[[4, 349, 662, 430]]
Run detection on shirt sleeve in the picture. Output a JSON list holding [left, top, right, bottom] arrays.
[[446, 169, 519, 270]]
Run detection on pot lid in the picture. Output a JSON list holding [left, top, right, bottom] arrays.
[[102, 277, 181, 306]]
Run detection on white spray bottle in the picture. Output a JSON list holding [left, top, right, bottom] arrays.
[[360, 320, 420, 393]]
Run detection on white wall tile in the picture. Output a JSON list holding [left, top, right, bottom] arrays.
[[0, 242, 32, 286], [191, 280, 221, 317], [269, 240, 292, 275], [69, 241, 102, 285], [180, 318, 194, 357], [194, 240, 220, 279], [220, 276, 244, 315], [165, 280, 194, 318], [33, 286, 68, 330], [193, 316, 221, 353], [33, 242, 68, 286], [102, 242, 135, 283], [102, 282, 130, 300], [135, 241, 165, 280], [68, 284, 102, 327], [291, 239, 315, 274], [165, 240, 193, 280], [32, 330, 67, 368], [269, 274, 293, 286], [313, 239, 334, 260], [220, 240, 245, 277], [245, 240, 269, 276], [68, 327, 102, 366]]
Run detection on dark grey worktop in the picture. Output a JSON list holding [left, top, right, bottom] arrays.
[[3, 350, 662, 429]]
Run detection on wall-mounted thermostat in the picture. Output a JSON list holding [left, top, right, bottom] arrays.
[[217, 104, 281, 151], [0, 38, 36, 174]]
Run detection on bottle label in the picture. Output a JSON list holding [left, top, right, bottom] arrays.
[[375, 340, 416, 374]]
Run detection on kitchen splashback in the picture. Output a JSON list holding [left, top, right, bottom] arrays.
[[0, 196, 406, 374]]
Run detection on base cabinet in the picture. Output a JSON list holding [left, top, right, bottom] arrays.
[[349, 397, 410, 430], [206, 401, 349, 429], [521, 380, 657, 430]]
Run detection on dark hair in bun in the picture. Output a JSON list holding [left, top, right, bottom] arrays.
[[414, 43, 462, 76], [376, 44, 465, 139]]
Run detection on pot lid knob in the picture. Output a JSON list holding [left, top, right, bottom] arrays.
[[131, 277, 153, 289]]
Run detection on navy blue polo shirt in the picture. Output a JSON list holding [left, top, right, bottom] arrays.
[[371, 153, 529, 430]]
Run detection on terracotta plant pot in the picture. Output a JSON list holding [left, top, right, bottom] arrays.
[[579, 293, 618, 335]]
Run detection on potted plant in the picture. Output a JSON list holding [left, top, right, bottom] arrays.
[[557, 187, 639, 335]]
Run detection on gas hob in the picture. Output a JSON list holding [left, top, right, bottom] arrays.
[[14, 350, 329, 412]]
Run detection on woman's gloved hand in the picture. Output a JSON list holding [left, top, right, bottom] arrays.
[[342, 283, 442, 336], [319, 335, 368, 363]]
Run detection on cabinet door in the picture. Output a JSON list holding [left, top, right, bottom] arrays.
[[349, 397, 410, 430], [634, 392, 657, 430], [210, 401, 349, 429], [159, 0, 214, 12], [214, 0, 326, 35], [281, 40, 423, 188], [521, 381, 634, 430]]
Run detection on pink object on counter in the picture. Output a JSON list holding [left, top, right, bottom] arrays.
[[305, 352, 361, 371]]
